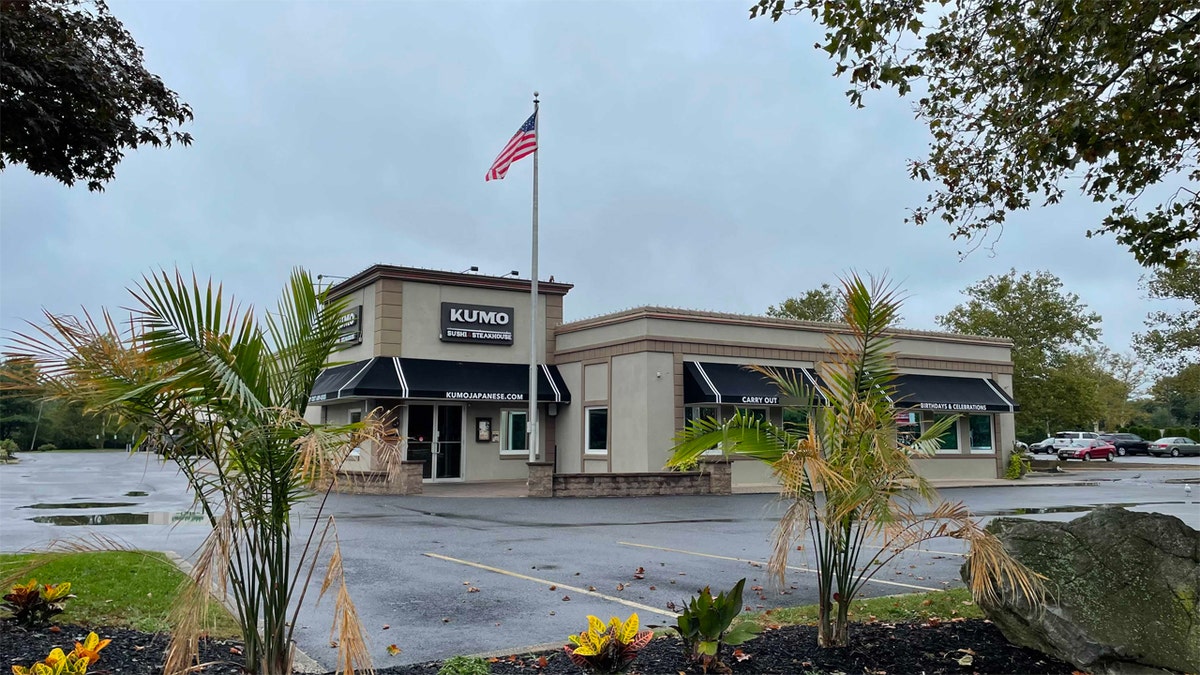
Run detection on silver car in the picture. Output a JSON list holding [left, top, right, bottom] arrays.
[[1148, 437, 1200, 457]]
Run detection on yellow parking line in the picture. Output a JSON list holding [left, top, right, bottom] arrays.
[[422, 552, 677, 619], [616, 541, 940, 592]]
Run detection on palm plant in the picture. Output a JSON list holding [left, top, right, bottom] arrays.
[[668, 273, 1043, 648], [7, 268, 394, 674]]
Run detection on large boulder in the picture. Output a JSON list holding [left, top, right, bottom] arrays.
[[962, 507, 1200, 675]]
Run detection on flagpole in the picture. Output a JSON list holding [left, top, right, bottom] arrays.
[[527, 91, 541, 463]]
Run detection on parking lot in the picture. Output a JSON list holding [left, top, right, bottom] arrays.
[[1, 450, 1197, 668]]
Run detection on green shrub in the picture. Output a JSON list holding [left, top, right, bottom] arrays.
[[37, 443, 56, 452], [1004, 450, 1031, 480], [668, 578, 760, 672], [2, 579, 76, 627], [0, 438, 17, 459], [437, 656, 491, 675]]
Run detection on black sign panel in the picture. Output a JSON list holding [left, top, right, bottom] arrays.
[[440, 302, 514, 345], [336, 305, 362, 345]]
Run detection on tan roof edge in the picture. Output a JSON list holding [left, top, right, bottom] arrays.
[[555, 306, 1013, 347], [326, 264, 574, 299]]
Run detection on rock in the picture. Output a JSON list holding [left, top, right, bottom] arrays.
[[962, 507, 1200, 675]]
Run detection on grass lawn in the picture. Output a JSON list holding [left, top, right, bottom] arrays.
[[753, 587, 983, 626], [0, 551, 240, 638]]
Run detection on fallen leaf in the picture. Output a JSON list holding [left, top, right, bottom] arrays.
[[616, 583, 625, 591], [549, 610, 556, 615], [48, 626, 61, 634], [488, 657, 500, 663], [921, 599, 933, 606], [751, 585, 763, 591], [962, 600, 974, 605], [588, 585, 597, 591], [562, 595, 571, 601], [467, 587, 480, 593], [732, 648, 751, 662], [133, 645, 145, 651], [386, 644, 401, 656], [230, 646, 242, 655], [744, 605, 752, 611], [649, 585, 656, 590], [549, 585, 557, 591], [463, 581, 471, 585], [330, 640, 339, 648], [442, 617, 451, 623], [382, 624, 390, 630], [956, 654, 973, 666], [537, 655, 548, 668]]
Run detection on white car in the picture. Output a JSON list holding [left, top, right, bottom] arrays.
[[1052, 431, 1098, 452]]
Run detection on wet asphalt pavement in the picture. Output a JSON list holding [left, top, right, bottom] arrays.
[[1, 450, 1198, 668]]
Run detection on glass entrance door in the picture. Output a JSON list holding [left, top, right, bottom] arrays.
[[435, 406, 462, 480], [406, 404, 463, 481]]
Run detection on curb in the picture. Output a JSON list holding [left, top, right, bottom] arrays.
[[162, 551, 326, 674]]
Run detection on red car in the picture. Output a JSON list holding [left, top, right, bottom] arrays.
[[1057, 438, 1116, 461]]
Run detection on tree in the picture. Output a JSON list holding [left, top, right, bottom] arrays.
[[0, 0, 192, 191], [1082, 347, 1147, 431], [936, 270, 1103, 438], [0, 357, 39, 448], [1135, 251, 1200, 369], [670, 274, 1043, 648], [1148, 363, 1200, 427], [766, 283, 845, 322], [9, 269, 392, 674], [751, 1, 1199, 267]]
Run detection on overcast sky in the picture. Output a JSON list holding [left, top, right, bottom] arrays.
[[0, 1, 1180, 356]]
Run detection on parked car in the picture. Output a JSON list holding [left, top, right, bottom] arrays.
[[1052, 431, 1099, 452], [1029, 437, 1057, 454], [1148, 437, 1200, 457], [1057, 438, 1116, 462], [1098, 433, 1150, 456]]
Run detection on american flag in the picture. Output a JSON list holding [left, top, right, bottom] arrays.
[[485, 112, 537, 181]]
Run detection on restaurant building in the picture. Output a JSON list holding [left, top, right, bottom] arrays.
[[306, 265, 1018, 495]]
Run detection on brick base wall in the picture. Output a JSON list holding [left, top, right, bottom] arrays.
[[530, 460, 732, 498], [332, 460, 425, 495]]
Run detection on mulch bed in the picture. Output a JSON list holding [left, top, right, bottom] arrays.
[[2, 618, 1078, 674], [0, 620, 245, 675]]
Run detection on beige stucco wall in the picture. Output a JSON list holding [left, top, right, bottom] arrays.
[[583, 363, 609, 402], [399, 281, 548, 363], [608, 352, 676, 473], [459, 402, 529, 481], [555, 363, 583, 473]]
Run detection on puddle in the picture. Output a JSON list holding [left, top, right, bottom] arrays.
[[977, 501, 1187, 517], [30, 511, 205, 526], [124, 491, 150, 497], [23, 502, 138, 510]]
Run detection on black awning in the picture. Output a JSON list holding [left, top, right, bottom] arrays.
[[308, 357, 570, 404], [683, 361, 821, 406], [892, 374, 1017, 413]]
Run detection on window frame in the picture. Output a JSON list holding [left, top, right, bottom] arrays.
[[499, 409, 528, 456], [585, 407, 609, 455]]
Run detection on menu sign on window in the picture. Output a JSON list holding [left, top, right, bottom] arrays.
[[440, 302, 514, 345]]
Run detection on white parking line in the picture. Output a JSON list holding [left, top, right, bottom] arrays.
[[862, 544, 967, 558], [616, 541, 941, 592], [422, 552, 677, 619]]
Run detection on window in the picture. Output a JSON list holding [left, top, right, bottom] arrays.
[[349, 409, 362, 424], [585, 407, 608, 455], [501, 410, 527, 455], [897, 411, 921, 447], [686, 406, 721, 455], [734, 407, 767, 423], [685, 406, 719, 427], [924, 413, 960, 453], [969, 415, 993, 454]]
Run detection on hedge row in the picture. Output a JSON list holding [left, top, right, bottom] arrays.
[[1118, 426, 1200, 441]]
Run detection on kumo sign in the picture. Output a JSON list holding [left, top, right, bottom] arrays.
[[440, 302, 514, 345]]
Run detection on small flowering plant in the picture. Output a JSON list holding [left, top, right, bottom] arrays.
[[565, 613, 653, 674], [10, 631, 109, 675]]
